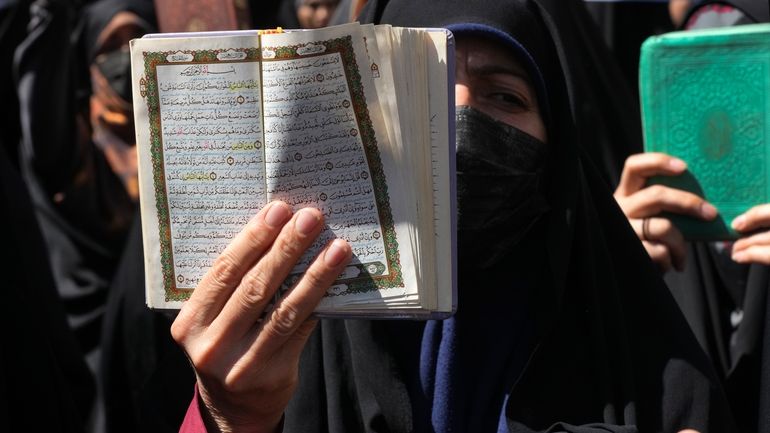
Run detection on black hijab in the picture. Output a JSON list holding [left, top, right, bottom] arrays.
[[82, 0, 156, 63], [281, 1, 735, 432]]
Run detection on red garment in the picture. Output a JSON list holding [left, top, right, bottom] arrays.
[[179, 386, 207, 433]]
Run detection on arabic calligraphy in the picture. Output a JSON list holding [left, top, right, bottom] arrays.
[[261, 50, 388, 274], [156, 60, 266, 288]]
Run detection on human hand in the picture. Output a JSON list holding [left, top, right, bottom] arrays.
[[171, 201, 351, 433], [731, 204, 770, 265], [614, 152, 717, 272]]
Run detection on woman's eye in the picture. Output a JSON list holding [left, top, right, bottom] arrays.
[[489, 92, 526, 109]]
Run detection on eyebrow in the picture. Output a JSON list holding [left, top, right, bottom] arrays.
[[465, 63, 530, 82]]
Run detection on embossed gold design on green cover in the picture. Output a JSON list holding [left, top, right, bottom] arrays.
[[640, 23, 770, 240]]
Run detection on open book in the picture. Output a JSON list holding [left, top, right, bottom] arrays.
[[640, 23, 770, 240], [130, 23, 456, 318]]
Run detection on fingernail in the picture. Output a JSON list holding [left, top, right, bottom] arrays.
[[732, 215, 746, 230], [669, 158, 687, 171], [264, 202, 291, 227], [324, 239, 349, 267], [700, 203, 717, 219], [733, 251, 747, 262], [295, 209, 320, 235]]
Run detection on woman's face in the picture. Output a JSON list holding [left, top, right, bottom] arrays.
[[455, 36, 547, 143]]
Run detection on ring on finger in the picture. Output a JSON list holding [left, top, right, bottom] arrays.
[[642, 217, 652, 241]]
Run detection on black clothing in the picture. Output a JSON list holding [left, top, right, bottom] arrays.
[[584, 2, 674, 109], [15, 1, 156, 431], [531, 0, 645, 186], [16, 0, 136, 360], [662, 2, 770, 431], [280, 1, 736, 432], [0, 0, 27, 163], [275, 0, 301, 29], [100, 217, 196, 433], [0, 145, 94, 433]]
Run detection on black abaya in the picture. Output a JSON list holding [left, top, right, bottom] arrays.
[[0, 145, 94, 433]]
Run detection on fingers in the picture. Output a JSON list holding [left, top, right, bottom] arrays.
[[732, 204, 770, 233], [173, 201, 294, 340], [643, 240, 674, 272], [207, 208, 326, 346], [630, 216, 685, 271], [631, 217, 687, 271], [168, 200, 351, 433], [616, 153, 687, 197], [727, 204, 770, 265], [732, 245, 770, 265], [620, 184, 717, 221], [241, 238, 351, 371], [732, 231, 770, 264]]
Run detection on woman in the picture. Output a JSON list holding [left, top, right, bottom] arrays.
[[173, 0, 734, 431], [614, 1, 770, 431], [14, 0, 157, 429]]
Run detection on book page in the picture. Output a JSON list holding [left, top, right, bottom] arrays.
[[260, 24, 418, 308], [132, 35, 264, 307], [425, 29, 454, 313]]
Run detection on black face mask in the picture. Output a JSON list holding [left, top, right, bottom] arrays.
[[95, 46, 132, 102], [456, 106, 550, 269]]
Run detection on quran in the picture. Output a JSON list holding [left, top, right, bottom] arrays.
[[130, 23, 456, 317], [640, 23, 770, 240]]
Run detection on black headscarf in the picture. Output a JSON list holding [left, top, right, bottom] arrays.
[[81, 0, 156, 63], [280, 1, 736, 432], [535, 0, 644, 187]]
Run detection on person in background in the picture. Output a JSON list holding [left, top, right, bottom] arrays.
[[670, 0, 696, 27], [614, 1, 770, 431], [295, 0, 340, 29], [170, 0, 734, 432], [14, 0, 155, 429]]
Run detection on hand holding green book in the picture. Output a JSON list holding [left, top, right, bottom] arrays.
[[640, 23, 770, 241]]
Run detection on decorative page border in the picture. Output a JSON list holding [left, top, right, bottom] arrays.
[[141, 48, 261, 302], [263, 36, 404, 295]]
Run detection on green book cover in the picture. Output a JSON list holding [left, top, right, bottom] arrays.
[[640, 23, 770, 240]]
